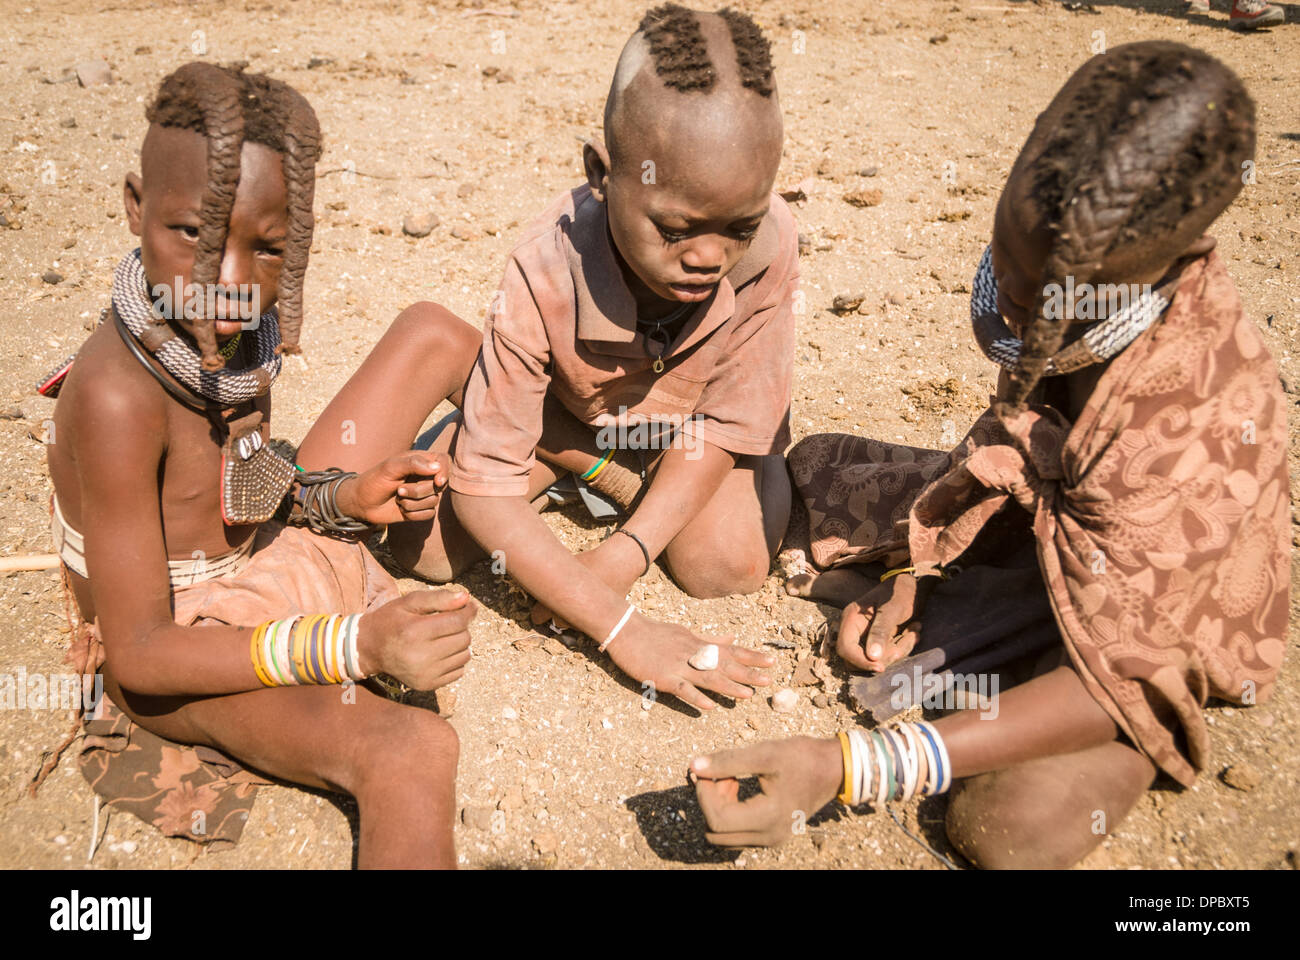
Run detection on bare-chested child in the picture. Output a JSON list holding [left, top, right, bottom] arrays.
[[690, 43, 1288, 866], [45, 63, 477, 868], [300, 5, 797, 711]]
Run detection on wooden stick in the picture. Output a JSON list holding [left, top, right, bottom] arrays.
[[0, 554, 60, 572]]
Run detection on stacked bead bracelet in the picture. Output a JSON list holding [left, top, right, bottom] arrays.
[[836, 720, 952, 806], [250, 613, 366, 687]]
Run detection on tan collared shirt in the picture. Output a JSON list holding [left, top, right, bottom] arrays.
[[449, 184, 799, 497]]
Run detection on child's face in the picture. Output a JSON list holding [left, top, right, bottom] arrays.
[[598, 128, 780, 307], [125, 125, 289, 344]]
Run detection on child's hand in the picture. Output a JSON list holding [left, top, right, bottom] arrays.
[[690, 737, 844, 847], [605, 615, 774, 712], [341, 450, 449, 525], [836, 573, 934, 672], [357, 588, 476, 690]]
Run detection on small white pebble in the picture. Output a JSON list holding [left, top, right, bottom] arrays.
[[53, 835, 67, 846], [601, 718, 613, 730], [688, 644, 719, 671], [120, 840, 137, 854], [502, 706, 518, 720], [772, 689, 799, 713]]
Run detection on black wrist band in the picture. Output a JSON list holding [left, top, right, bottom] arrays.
[[610, 527, 651, 577]]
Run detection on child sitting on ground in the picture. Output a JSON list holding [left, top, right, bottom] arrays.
[[299, 5, 796, 711], [42, 63, 476, 868], [690, 42, 1288, 867]]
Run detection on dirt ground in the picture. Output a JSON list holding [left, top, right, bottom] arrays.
[[0, 0, 1296, 870]]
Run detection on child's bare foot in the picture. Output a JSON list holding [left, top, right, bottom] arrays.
[[784, 565, 874, 607]]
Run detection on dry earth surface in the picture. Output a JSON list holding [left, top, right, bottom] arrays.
[[0, 0, 1296, 870]]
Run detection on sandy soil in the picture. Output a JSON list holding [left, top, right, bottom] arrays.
[[0, 0, 1296, 870]]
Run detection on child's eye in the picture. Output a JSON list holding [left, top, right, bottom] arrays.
[[175, 225, 200, 240], [656, 224, 689, 245], [259, 245, 285, 258], [733, 226, 760, 242]]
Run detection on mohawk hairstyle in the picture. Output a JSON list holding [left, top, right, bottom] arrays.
[[636, 4, 774, 96], [145, 62, 322, 370], [1003, 41, 1254, 408]]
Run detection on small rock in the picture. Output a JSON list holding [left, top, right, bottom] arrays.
[[53, 835, 67, 846], [42, 270, 63, 285], [59, 117, 77, 129], [811, 833, 827, 849], [812, 693, 830, 709], [450, 225, 478, 241], [791, 658, 820, 687], [482, 66, 501, 78], [797, 233, 813, 257], [433, 687, 456, 717], [886, 290, 906, 306], [857, 166, 878, 177], [532, 829, 558, 856], [501, 706, 518, 720], [772, 688, 799, 713], [541, 637, 568, 657], [63, 238, 76, 249], [843, 188, 883, 208], [119, 840, 137, 854], [1222, 764, 1260, 791], [0, 407, 24, 421], [75, 60, 112, 87], [856, 300, 873, 316], [306, 56, 335, 69], [461, 805, 493, 831], [513, 636, 541, 652], [402, 212, 440, 238], [601, 718, 613, 730], [133, 45, 151, 55], [929, 34, 949, 44], [688, 644, 719, 671], [498, 784, 524, 812], [831, 293, 866, 314], [456, 182, 475, 198]]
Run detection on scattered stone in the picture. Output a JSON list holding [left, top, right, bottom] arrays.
[[1222, 764, 1260, 792], [63, 238, 76, 248], [306, 56, 335, 69], [513, 635, 541, 652], [532, 829, 558, 856], [75, 59, 112, 87], [502, 705, 519, 721], [482, 66, 501, 78], [541, 637, 569, 657], [133, 45, 151, 55], [0, 407, 24, 421], [778, 179, 811, 203], [812, 692, 830, 709], [42, 270, 63, 285], [498, 784, 523, 811], [831, 293, 866, 314], [59, 117, 77, 129], [797, 233, 813, 257], [811, 832, 827, 849], [450, 225, 478, 241], [110, 133, 123, 141], [930, 34, 949, 44], [119, 840, 137, 854], [857, 166, 878, 177], [402, 212, 440, 237], [369, 224, 392, 236], [772, 688, 799, 713], [844, 188, 884, 208], [688, 644, 719, 671], [456, 182, 475, 198], [886, 290, 906, 306], [856, 300, 872, 316], [461, 805, 493, 831], [791, 657, 820, 687], [936, 210, 971, 222]]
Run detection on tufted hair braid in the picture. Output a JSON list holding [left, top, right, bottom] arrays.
[[146, 62, 322, 369], [1003, 41, 1254, 408]]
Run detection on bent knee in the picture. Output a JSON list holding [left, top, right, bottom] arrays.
[[391, 301, 480, 356], [356, 706, 458, 784], [670, 545, 771, 599], [945, 741, 1155, 869]]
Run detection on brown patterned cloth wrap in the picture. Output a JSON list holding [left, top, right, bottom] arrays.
[[789, 251, 1289, 786], [67, 523, 401, 848]]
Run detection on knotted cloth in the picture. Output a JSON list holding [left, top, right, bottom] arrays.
[[790, 250, 1289, 785]]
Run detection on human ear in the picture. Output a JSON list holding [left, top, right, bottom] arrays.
[[124, 173, 144, 237], [583, 139, 612, 203]]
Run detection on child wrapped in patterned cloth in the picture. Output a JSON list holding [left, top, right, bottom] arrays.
[[690, 42, 1288, 868]]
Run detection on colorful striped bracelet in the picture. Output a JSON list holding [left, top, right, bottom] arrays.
[[250, 613, 365, 687]]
